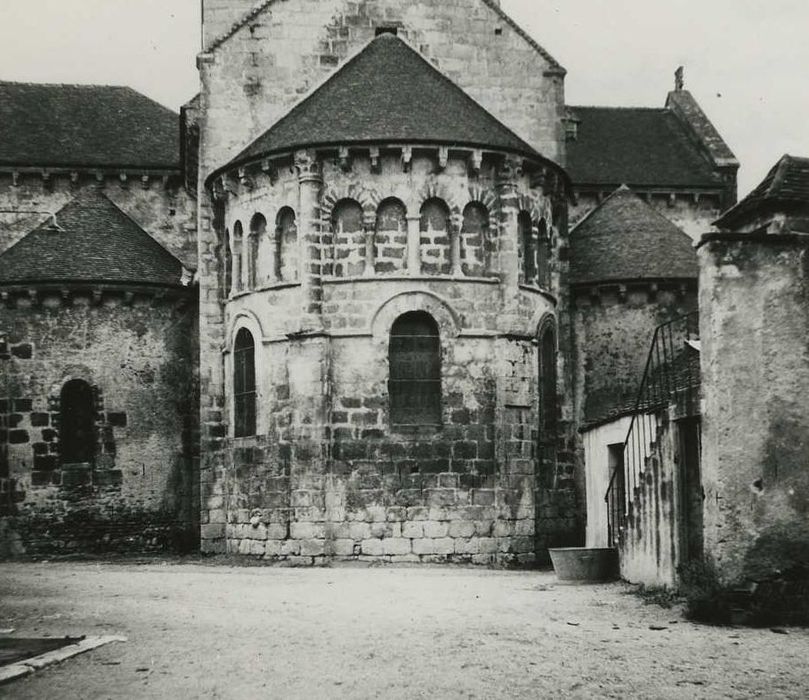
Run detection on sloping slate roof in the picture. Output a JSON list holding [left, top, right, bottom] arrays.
[[569, 186, 698, 284], [0, 81, 179, 169], [715, 154, 809, 228], [221, 33, 540, 173], [205, 0, 563, 71], [0, 189, 185, 286], [565, 107, 720, 188]]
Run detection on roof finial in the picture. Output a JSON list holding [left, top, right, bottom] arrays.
[[675, 66, 684, 91]]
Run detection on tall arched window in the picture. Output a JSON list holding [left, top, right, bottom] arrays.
[[519, 211, 536, 284], [232, 220, 244, 293], [537, 219, 550, 289], [461, 202, 489, 276], [60, 379, 95, 465], [375, 198, 407, 274], [233, 328, 256, 438], [332, 199, 364, 277], [419, 198, 452, 275], [250, 213, 266, 288], [538, 321, 558, 486], [389, 311, 441, 426], [276, 207, 298, 282]]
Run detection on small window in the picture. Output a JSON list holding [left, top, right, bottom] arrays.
[[538, 322, 558, 487], [233, 328, 256, 438], [276, 207, 298, 282], [519, 211, 536, 284], [60, 379, 95, 465], [232, 220, 244, 293], [389, 311, 441, 426], [376, 27, 398, 36]]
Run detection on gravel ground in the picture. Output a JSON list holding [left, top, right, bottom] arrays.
[[0, 560, 807, 699]]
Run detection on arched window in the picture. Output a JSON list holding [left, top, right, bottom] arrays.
[[461, 202, 489, 276], [537, 219, 550, 288], [250, 213, 266, 288], [332, 199, 364, 277], [389, 311, 441, 426], [538, 321, 558, 486], [276, 207, 298, 282], [233, 328, 256, 438], [60, 379, 95, 465], [419, 198, 451, 275], [232, 220, 244, 293], [519, 211, 536, 284], [375, 198, 407, 274]]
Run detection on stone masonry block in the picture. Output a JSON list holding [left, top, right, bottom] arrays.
[[360, 538, 384, 556], [432, 538, 455, 555], [208, 509, 226, 524], [383, 538, 412, 556], [280, 539, 301, 556], [406, 507, 428, 521], [514, 519, 535, 536], [290, 522, 324, 539], [412, 538, 437, 555], [448, 521, 475, 538], [423, 520, 449, 538], [493, 520, 513, 537], [401, 521, 423, 539], [477, 538, 498, 554], [370, 521, 392, 539], [349, 522, 371, 540], [267, 523, 287, 539], [332, 539, 356, 556], [201, 523, 225, 539], [300, 539, 325, 557]]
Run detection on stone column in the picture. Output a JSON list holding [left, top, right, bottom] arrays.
[[450, 220, 462, 276], [406, 214, 421, 275], [267, 225, 278, 284], [496, 157, 523, 331], [363, 213, 376, 276], [295, 150, 323, 331]]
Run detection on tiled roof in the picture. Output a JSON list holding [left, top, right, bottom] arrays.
[[218, 34, 541, 174], [569, 186, 698, 285], [204, 0, 563, 71], [565, 107, 721, 189], [0, 189, 185, 287], [0, 81, 179, 169], [715, 154, 809, 228]]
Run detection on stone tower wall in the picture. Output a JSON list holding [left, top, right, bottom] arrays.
[[0, 292, 198, 556]]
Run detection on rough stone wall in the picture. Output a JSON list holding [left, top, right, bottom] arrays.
[[0, 173, 197, 269], [699, 234, 809, 583], [570, 191, 724, 242], [572, 284, 698, 428], [0, 292, 198, 556]]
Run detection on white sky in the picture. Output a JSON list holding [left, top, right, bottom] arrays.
[[0, 0, 807, 196]]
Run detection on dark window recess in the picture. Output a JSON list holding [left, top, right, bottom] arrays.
[[60, 379, 96, 465], [233, 328, 257, 437], [376, 27, 398, 36], [389, 311, 441, 426], [520, 211, 536, 284], [538, 323, 558, 487]]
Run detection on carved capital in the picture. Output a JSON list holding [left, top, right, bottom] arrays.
[[496, 156, 523, 186], [294, 150, 322, 183]]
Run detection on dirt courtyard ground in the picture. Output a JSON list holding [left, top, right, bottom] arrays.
[[1, 560, 807, 699]]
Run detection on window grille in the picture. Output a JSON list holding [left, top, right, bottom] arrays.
[[234, 328, 256, 437], [389, 312, 441, 426]]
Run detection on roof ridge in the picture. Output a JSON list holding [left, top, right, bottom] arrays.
[[0, 79, 130, 90], [204, 0, 563, 69], [570, 184, 630, 234], [568, 105, 668, 112]]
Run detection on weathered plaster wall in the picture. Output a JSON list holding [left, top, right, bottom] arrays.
[[572, 285, 698, 428], [582, 415, 631, 548], [0, 173, 197, 268], [0, 292, 198, 555], [699, 235, 809, 583]]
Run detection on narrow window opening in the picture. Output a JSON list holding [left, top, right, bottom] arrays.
[[376, 27, 398, 36], [234, 328, 256, 438], [60, 379, 95, 465]]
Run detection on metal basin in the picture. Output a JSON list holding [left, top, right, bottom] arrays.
[[548, 547, 619, 583]]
